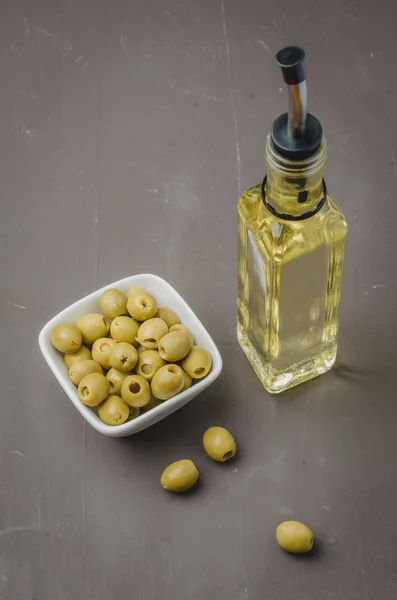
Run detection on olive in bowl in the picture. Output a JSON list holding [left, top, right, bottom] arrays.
[[136, 350, 165, 381], [156, 306, 180, 328], [158, 331, 192, 362], [121, 375, 151, 408], [99, 288, 127, 320], [78, 373, 109, 407], [110, 316, 139, 345], [108, 342, 138, 373], [69, 359, 103, 386], [50, 323, 82, 354], [106, 368, 128, 396], [127, 289, 157, 321], [136, 318, 168, 350], [182, 346, 212, 379], [92, 338, 117, 370], [98, 395, 129, 426], [76, 313, 110, 345], [64, 345, 91, 367]]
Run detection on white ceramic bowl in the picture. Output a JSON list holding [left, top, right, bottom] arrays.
[[39, 274, 223, 437]]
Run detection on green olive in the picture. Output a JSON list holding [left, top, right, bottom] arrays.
[[182, 346, 212, 379], [181, 370, 192, 391], [64, 345, 91, 368], [151, 364, 184, 400], [203, 427, 236, 462], [156, 306, 180, 328], [108, 342, 138, 373], [121, 375, 151, 407], [99, 288, 128, 319], [50, 323, 82, 354], [158, 331, 191, 362], [126, 286, 146, 298], [161, 459, 199, 492], [136, 350, 165, 381], [106, 368, 128, 396], [78, 373, 109, 407], [141, 396, 163, 412], [91, 337, 117, 370], [169, 324, 194, 347], [276, 521, 314, 554], [76, 313, 110, 345], [98, 395, 129, 426], [126, 289, 157, 321], [110, 316, 139, 345], [136, 318, 168, 349], [69, 359, 103, 386], [127, 406, 141, 421]]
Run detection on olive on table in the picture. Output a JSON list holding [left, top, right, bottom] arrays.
[[110, 316, 139, 345], [151, 364, 184, 400], [121, 375, 151, 408], [136, 350, 165, 381], [169, 324, 194, 347], [161, 459, 199, 493], [98, 395, 129, 426], [126, 289, 157, 321], [108, 342, 138, 373], [92, 337, 117, 370], [156, 306, 180, 328], [69, 359, 103, 386], [136, 318, 168, 349], [78, 373, 109, 407], [158, 331, 191, 362], [276, 521, 314, 554], [182, 346, 212, 379], [203, 427, 236, 463], [64, 345, 91, 368], [76, 313, 110, 345], [50, 323, 82, 354], [106, 368, 128, 396], [99, 288, 128, 320]]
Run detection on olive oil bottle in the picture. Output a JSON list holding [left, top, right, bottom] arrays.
[[237, 47, 348, 393]]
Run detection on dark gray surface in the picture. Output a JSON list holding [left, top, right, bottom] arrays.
[[1, 0, 397, 598]]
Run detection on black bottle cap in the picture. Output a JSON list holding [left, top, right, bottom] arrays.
[[271, 46, 323, 161], [271, 113, 323, 161]]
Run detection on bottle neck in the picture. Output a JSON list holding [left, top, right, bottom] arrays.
[[264, 135, 327, 218]]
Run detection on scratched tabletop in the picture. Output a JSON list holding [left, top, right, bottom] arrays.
[[1, 0, 397, 598]]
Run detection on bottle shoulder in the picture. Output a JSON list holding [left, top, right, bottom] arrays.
[[324, 194, 348, 230], [238, 186, 348, 262], [238, 184, 263, 221]]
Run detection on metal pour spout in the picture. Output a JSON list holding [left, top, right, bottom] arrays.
[[288, 80, 307, 138], [276, 47, 307, 139], [271, 45, 323, 160]]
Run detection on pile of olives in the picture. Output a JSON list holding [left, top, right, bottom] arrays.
[[50, 286, 212, 426]]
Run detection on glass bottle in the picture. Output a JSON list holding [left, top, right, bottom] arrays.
[[237, 47, 348, 393]]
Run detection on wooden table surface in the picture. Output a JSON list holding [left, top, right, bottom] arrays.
[[1, 0, 397, 598]]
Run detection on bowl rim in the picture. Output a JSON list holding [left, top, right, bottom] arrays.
[[38, 273, 223, 436]]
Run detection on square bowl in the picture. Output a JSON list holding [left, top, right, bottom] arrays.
[[39, 274, 223, 437]]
